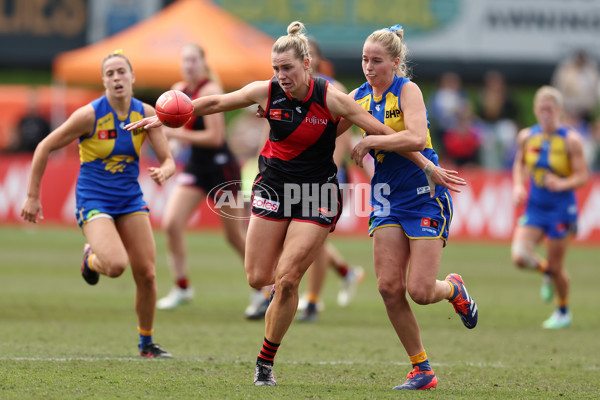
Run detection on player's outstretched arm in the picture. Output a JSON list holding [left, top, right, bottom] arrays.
[[127, 80, 270, 132]]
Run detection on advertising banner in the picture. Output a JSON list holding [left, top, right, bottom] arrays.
[[2, 155, 599, 244]]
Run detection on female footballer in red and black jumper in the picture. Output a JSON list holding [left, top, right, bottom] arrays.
[[22, 51, 175, 358], [127, 21, 464, 386], [156, 43, 247, 311]]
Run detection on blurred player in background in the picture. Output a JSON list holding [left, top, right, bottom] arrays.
[[511, 85, 589, 329], [340, 25, 477, 390], [155, 43, 247, 311], [127, 21, 463, 386], [21, 51, 175, 358]]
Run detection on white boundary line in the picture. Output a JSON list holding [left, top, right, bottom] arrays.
[[2, 357, 598, 371], [0, 356, 506, 368]]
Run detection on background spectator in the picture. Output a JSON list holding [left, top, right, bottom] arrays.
[[427, 72, 470, 152], [6, 88, 50, 153], [552, 50, 600, 170], [551, 50, 599, 125], [442, 104, 481, 167], [475, 70, 519, 169]]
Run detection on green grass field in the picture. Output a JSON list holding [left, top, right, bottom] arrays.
[[0, 226, 598, 399]]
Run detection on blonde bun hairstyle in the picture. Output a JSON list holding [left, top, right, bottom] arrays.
[[272, 21, 311, 63]]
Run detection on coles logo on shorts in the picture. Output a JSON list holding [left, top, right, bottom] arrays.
[[252, 196, 280, 212]]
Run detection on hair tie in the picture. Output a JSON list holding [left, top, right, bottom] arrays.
[[383, 24, 403, 33]]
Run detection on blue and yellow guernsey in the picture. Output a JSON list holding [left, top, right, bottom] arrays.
[[76, 95, 147, 214], [523, 124, 576, 211], [354, 75, 446, 214]]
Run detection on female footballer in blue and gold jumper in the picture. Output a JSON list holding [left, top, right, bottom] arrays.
[[511, 85, 588, 329], [21, 51, 175, 358], [338, 25, 478, 390], [127, 21, 464, 386]]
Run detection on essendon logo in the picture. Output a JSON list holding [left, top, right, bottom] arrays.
[[421, 218, 439, 229], [269, 109, 293, 122], [98, 130, 117, 140]]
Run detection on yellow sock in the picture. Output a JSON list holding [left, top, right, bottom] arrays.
[[137, 327, 154, 336], [445, 280, 454, 300], [307, 293, 319, 304], [558, 297, 568, 308], [538, 259, 549, 274], [409, 350, 428, 365], [87, 253, 97, 271]]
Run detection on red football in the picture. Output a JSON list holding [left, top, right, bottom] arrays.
[[155, 90, 194, 128]]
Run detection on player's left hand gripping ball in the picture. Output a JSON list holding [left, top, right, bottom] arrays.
[[155, 90, 194, 128]]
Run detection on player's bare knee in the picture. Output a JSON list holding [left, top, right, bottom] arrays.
[[275, 273, 300, 297], [512, 255, 528, 269], [163, 220, 181, 239], [246, 266, 271, 289], [378, 280, 405, 303], [511, 241, 536, 269], [247, 273, 268, 289], [104, 260, 127, 278], [408, 286, 435, 305]]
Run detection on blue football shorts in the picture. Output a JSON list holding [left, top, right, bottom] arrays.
[[519, 201, 577, 240], [368, 192, 453, 245], [75, 199, 149, 228]]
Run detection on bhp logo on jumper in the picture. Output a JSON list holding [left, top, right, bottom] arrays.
[[385, 109, 401, 118]]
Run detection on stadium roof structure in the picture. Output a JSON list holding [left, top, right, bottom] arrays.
[[53, 0, 275, 91]]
